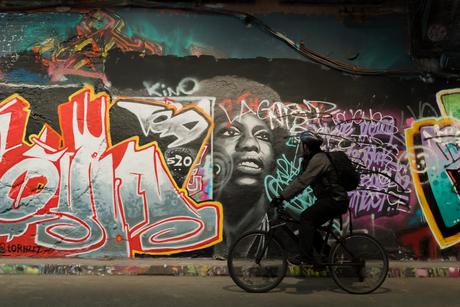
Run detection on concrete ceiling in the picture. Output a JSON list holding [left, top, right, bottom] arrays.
[[0, 0, 457, 74]]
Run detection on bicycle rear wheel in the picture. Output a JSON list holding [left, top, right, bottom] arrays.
[[329, 233, 388, 294], [227, 231, 287, 293]]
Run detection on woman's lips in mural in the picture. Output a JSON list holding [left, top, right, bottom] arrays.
[[235, 156, 264, 174]]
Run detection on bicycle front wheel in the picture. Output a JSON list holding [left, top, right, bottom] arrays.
[[227, 231, 287, 293], [329, 233, 388, 294]]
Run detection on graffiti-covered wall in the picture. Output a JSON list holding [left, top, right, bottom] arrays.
[[0, 8, 459, 260]]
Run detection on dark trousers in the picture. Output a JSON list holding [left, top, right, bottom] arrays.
[[299, 197, 349, 261]]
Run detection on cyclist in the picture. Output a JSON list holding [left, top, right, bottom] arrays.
[[271, 131, 349, 266]]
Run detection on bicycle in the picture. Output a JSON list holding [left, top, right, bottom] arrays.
[[227, 204, 389, 294]]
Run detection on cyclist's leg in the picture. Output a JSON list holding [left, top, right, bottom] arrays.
[[299, 198, 348, 262], [313, 229, 330, 256]]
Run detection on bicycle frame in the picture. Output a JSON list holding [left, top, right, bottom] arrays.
[[228, 205, 388, 294], [255, 206, 360, 268]]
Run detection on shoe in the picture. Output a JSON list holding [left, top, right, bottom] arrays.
[[288, 255, 316, 266]]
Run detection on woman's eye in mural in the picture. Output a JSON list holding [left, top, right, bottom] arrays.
[[253, 129, 272, 142], [220, 126, 241, 138]]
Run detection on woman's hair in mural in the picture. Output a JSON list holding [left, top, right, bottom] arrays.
[[193, 75, 286, 194], [192, 76, 290, 256]]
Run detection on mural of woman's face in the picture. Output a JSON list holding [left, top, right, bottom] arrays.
[[214, 114, 275, 189]]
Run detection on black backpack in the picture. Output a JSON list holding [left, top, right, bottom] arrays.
[[325, 151, 360, 191]]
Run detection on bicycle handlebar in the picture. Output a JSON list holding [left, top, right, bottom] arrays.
[[269, 203, 297, 225]]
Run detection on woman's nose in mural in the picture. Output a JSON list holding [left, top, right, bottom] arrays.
[[236, 132, 260, 153]]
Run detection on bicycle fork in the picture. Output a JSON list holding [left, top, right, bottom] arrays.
[[254, 229, 277, 265]]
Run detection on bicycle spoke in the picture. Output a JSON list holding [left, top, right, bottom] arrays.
[[329, 234, 388, 294], [228, 231, 287, 293]]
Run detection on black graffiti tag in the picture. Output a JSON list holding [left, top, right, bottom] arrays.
[[0, 243, 43, 254]]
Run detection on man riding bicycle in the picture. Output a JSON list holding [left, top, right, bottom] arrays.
[[271, 131, 349, 266]]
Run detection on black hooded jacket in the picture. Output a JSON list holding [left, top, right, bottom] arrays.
[[281, 149, 349, 202]]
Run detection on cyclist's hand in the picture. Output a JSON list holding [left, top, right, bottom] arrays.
[[270, 196, 284, 207]]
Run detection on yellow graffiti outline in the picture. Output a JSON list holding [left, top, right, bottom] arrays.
[[406, 116, 460, 248], [105, 96, 221, 256], [104, 95, 221, 256], [102, 134, 223, 256], [101, 133, 223, 256], [35, 38, 55, 55], [74, 38, 93, 53], [437, 88, 460, 116], [129, 140, 223, 256], [0, 86, 222, 257], [57, 85, 111, 150]]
